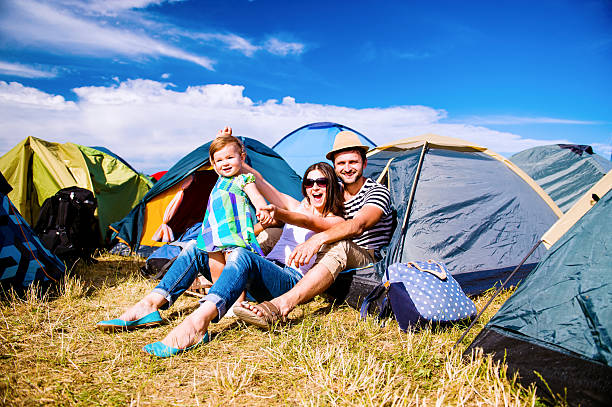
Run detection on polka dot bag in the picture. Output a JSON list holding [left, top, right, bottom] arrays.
[[360, 260, 477, 331]]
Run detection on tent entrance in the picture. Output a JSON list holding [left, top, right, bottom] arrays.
[[167, 170, 217, 236], [140, 169, 217, 247]]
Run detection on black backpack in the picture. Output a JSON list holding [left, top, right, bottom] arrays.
[[35, 187, 100, 264]]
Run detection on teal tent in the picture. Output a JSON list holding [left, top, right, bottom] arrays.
[[1, 172, 65, 291], [466, 173, 612, 406], [510, 144, 612, 212], [273, 122, 376, 177], [111, 136, 303, 255]]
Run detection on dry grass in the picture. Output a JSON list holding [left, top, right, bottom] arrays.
[[0, 253, 556, 406]]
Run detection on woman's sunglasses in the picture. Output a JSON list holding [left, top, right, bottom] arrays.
[[303, 177, 329, 188]]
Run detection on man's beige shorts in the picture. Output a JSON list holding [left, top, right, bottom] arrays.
[[258, 228, 374, 280], [313, 240, 375, 279]]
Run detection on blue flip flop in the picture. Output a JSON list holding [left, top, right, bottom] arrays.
[[142, 332, 210, 358], [96, 310, 163, 332]]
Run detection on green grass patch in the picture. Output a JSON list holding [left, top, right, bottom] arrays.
[[0, 253, 555, 406]]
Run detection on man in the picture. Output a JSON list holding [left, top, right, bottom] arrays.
[[236, 130, 394, 324]]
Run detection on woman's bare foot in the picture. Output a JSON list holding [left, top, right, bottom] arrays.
[[118, 293, 166, 321], [160, 302, 216, 349]]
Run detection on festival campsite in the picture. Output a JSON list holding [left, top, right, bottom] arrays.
[[0, 129, 610, 406]]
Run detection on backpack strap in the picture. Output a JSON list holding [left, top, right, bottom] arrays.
[[360, 282, 390, 321], [56, 196, 70, 229]]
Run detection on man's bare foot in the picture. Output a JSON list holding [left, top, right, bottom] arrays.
[[160, 303, 215, 349], [237, 297, 293, 319], [118, 293, 166, 321]]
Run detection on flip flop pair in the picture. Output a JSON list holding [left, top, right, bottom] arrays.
[[233, 301, 286, 329], [96, 310, 163, 332]]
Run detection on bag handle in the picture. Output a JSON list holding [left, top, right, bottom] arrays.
[[407, 260, 447, 280]]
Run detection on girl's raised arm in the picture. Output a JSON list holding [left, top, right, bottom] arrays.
[[241, 162, 299, 211]]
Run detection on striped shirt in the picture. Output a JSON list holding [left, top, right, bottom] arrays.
[[344, 178, 394, 251]]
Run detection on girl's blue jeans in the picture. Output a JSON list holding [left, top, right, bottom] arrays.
[[152, 241, 302, 321]]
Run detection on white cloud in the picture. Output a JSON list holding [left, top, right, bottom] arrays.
[[0, 81, 77, 109], [0, 79, 582, 174], [0, 0, 215, 70], [185, 32, 305, 58], [0, 61, 58, 79], [264, 38, 305, 56], [77, 0, 184, 15], [0, 1, 306, 70], [465, 115, 600, 125], [190, 33, 261, 57]]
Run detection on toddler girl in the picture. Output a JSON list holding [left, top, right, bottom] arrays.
[[196, 128, 270, 294]]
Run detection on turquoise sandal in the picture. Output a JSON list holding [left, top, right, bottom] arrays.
[[96, 310, 163, 332]]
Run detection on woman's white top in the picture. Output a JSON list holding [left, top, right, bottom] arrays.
[[265, 204, 316, 275]]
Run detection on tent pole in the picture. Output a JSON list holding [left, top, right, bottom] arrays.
[[452, 240, 542, 350], [394, 142, 428, 263]]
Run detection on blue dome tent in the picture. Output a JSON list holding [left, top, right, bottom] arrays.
[[110, 136, 303, 256], [273, 122, 376, 177], [0, 172, 65, 291]]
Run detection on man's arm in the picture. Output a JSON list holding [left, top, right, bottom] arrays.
[[264, 204, 343, 233], [288, 205, 384, 267]]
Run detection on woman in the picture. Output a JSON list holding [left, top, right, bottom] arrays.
[[97, 162, 344, 358]]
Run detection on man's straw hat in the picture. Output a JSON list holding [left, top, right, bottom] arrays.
[[326, 131, 370, 160]]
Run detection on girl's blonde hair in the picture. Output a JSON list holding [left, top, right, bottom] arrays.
[[209, 135, 245, 161]]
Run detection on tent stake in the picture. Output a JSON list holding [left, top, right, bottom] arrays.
[[452, 240, 542, 350]]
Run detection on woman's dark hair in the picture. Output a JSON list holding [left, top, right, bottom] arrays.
[[301, 162, 344, 217]]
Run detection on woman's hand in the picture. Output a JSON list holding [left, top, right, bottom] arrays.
[[256, 208, 273, 227], [260, 204, 278, 221]]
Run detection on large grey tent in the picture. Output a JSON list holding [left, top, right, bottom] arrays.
[[466, 172, 612, 406], [510, 144, 612, 212], [327, 135, 562, 306]]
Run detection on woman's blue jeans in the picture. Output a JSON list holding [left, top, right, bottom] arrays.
[[152, 241, 302, 321]]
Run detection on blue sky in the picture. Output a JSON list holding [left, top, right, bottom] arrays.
[[0, 0, 610, 173]]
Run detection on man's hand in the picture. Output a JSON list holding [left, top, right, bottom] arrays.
[[288, 233, 326, 268], [216, 126, 232, 137]]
